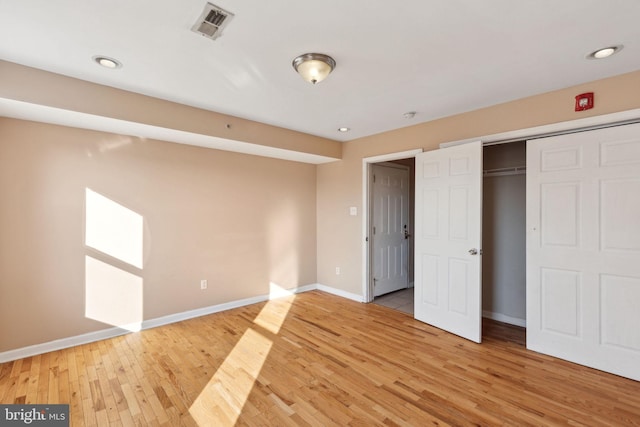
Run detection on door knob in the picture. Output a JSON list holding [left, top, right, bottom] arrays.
[[468, 248, 478, 255]]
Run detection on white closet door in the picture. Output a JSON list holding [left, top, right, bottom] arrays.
[[527, 123, 640, 381], [415, 141, 483, 343]]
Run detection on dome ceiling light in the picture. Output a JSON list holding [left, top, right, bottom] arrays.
[[292, 53, 336, 84]]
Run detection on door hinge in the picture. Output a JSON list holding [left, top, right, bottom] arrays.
[[373, 174, 376, 183], [373, 226, 376, 234]]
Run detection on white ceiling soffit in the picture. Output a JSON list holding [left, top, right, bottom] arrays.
[[0, 98, 337, 164], [0, 0, 639, 143]]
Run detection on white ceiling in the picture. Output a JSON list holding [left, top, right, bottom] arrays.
[[1, 0, 639, 142]]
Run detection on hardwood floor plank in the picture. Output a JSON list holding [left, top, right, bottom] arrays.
[[36, 352, 50, 403], [69, 380, 85, 426], [82, 395, 98, 426], [2, 290, 640, 426], [13, 370, 29, 403]]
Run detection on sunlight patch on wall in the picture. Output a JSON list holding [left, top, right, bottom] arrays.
[[98, 135, 137, 153], [84, 188, 144, 331], [85, 188, 143, 269], [85, 256, 143, 331], [268, 282, 294, 300]]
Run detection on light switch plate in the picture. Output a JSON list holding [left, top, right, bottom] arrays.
[[349, 207, 357, 216]]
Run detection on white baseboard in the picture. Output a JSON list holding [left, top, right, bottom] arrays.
[[482, 310, 526, 328], [0, 283, 318, 363], [0, 327, 133, 364], [143, 283, 318, 330], [315, 284, 364, 302]]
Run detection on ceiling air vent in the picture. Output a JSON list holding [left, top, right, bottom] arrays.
[[191, 3, 234, 40]]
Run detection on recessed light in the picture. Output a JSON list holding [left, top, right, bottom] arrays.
[[92, 55, 122, 69], [338, 127, 350, 132], [587, 45, 623, 60]]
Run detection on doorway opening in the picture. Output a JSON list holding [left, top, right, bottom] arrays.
[[368, 158, 415, 314], [368, 158, 415, 315], [362, 149, 422, 304]]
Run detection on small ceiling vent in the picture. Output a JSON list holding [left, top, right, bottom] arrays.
[[191, 3, 234, 40]]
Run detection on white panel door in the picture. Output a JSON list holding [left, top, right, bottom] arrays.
[[414, 141, 483, 343], [527, 123, 640, 381], [372, 164, 409, 296]]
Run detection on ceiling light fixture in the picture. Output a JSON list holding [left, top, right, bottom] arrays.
[[338, 127, 350, 132], [587, 45, 623, 60], [292, 53, 336, 84], [93, 55, 122, 69]]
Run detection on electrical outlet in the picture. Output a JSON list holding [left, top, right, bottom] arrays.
[[335, 267, 340, 275], [200, 279, 207, 290]]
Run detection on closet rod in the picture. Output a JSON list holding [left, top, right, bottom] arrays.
[[483, 165, 526, 177]]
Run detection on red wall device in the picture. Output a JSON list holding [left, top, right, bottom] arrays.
[[575, 92, 594, 111]]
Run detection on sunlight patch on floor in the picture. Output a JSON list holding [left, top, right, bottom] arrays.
[[189, 328, 272, 425], [254, 282, 295, 334], [189, 283, 296, 425]]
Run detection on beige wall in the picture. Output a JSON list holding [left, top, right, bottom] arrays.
[[0, 118, 317, 352], [317, 70, 640, 296]]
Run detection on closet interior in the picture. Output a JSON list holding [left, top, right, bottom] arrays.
[[482, 141, 527, 329]]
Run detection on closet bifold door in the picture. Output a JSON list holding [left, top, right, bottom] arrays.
[[526, 122, 640, 381]]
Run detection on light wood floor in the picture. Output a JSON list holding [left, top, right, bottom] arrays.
[[1, 291, 640, 426]]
